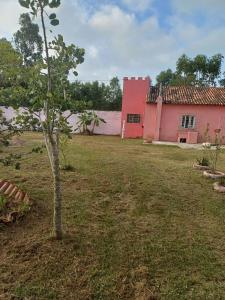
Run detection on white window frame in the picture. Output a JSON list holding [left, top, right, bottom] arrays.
[[181, 115, 196, 129], [127, 114, 141, 124]]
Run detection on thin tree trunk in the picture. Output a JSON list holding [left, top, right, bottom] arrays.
[[39, 2, 63, 239], [51, 135, 62, 240]]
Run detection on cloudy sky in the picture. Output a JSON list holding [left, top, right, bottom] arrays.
[[0, 0, 225, 83]]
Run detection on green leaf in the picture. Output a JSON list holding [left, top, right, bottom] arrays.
[[18, 0, 30, 8], [49, 0, 61, 8], [50, 19, 59, 26], [49, 13, 56, 20], [73, 71, 78, 76]]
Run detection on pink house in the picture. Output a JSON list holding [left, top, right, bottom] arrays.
[[121, 77, 225, 144]]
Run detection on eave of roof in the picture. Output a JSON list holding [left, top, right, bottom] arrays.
[[148, 86, 225, 106]]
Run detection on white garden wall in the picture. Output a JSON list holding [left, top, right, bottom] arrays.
[[1, 107, 121, 136]]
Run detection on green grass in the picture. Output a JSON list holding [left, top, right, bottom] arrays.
[[1, 133, 225, 299]]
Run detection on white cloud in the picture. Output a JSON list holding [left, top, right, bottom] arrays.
[[168, 14, 225, 57], [89, 5, 135, 34], [171, 0, 225, 17], [122, 0, 154, 11], [0, 0, 23, 38], [0, 0, 224, 83], [88, 46, 99, 58]]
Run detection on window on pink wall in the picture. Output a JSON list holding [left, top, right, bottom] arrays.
[[181, 115, 195, 129], [127, 114, 141, 123]]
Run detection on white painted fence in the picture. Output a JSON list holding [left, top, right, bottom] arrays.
[[0, 107, 121, 136]]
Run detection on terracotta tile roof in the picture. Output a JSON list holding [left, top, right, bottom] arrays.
[[148, 86, 225, 105]]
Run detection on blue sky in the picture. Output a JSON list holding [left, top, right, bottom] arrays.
[[0, 0, 225, 83]]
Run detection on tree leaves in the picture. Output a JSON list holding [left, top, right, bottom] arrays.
[[49, 0, 61, 8], [50, 19, 59, 26], [18, 0, 30, 8], [49, 13, 56, 19], [157, 53, 224, 87], [49, 13, 59, 26], [14, 13, 43, 66]]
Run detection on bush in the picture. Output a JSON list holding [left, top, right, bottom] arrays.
[[61, 164, 75, 172], [196, 157, 209, 166]]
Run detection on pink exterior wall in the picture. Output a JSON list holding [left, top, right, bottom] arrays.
[[143, 103, 157, 142], [89, 111, 121, 135], [121, 77, 150, 138], [144, 103, 225, 144], [1, 107, 121, 136]]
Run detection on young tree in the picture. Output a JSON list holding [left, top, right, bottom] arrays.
[[18, 0, 85, 239], [90, 111, 106, 134], [77, 111, 106, 135], [77, 111, 92, 134]]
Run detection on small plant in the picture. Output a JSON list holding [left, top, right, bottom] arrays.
[[0, 195, 7, 212], [196, 157, 209, 166], [77, 111, 106, 135], [61, 164, 75, 172], [18, 202, 31, 215], [0, 153, 22, 169], [198, 125, 222, 174], [15, 162, 21, 170], [59, 134, 74, 171], [31, 145, 45, 154], [208, 129, 222, 173]]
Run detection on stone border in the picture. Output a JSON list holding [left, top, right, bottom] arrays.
[[203, 170, 225, 179], [0, 179, 31, 224], [213, 182, 225, 193], [193, 163, 211, 170]]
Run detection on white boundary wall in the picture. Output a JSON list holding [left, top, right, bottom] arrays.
[[1, 107, 122, 136]]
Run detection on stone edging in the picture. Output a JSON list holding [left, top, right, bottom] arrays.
[[0, 179, 31, 224], [203, 170, 225, 179], [213, 182, 225, 193]]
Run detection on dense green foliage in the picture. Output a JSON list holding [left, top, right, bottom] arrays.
[[0, 109, 14, 148], [0, 38, 33, 107], [77, 111, 106, 135], [70, 77, 122, 111], [0, 36, 122, 111], [156, 53, 225, 87], [14, 13, 43, 66]]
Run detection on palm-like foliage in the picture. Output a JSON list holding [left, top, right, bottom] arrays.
[[77, 111, 106, 135]]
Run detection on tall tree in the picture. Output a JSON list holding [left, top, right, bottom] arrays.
[[0, 38, 32, 107], [0, 38, 22, 89], [207, 54, 224, 86], [219, 72, 225, 87], [69, 78, 122, 111], [14, 13, 43, 66], [156, 53, 224, 87], [156, 69, 176, 86], [106, 77, 122, 111], [18, 0, 85, 239]]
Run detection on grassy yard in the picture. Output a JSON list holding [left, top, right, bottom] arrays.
[[1, 133, 225, 299]]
